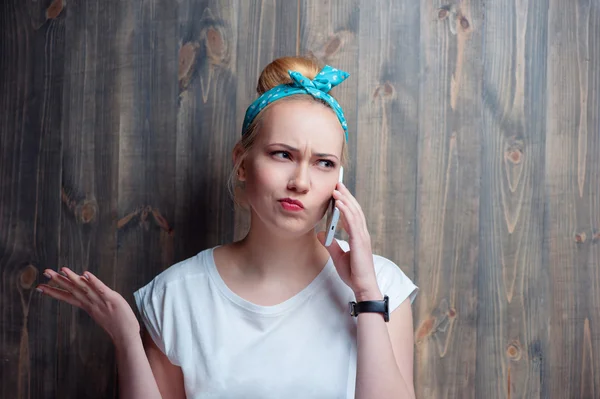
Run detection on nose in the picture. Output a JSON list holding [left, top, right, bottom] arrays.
[[287, 165, 310, 193]]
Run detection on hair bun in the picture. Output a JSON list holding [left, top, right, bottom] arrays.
[[256, 56, 321, 95]]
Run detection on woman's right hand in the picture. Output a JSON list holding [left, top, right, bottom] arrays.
[[37, 267, 141, 348]]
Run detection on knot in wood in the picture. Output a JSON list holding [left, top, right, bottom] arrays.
[[77, 200, 98, 224], [46, 0, 64, 19], [504, 138, 525, 164], [325, 36, 342, 57], [447, 308, 457, 318], [20, 264, 38, 289], [506, 341, 522, 361], [575, 232, 587, 243], [206, 27, 225, 61], [460, 16, 470, 29], [506, 148, 523, 164], [179, 42, 199, 81], [373, 82, 395, 100]]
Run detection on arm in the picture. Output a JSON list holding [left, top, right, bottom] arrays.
[[354, 291, 416, 399], [142, 331, 186, 399], [115, 335, 163, 399], [37, 268, 167, 399], [319, 180, 416, 399]]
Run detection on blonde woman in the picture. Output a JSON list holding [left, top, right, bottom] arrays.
[[38, 56, 418, 399]]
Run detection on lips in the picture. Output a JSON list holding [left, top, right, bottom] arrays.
[[279, 198, 304, 209]]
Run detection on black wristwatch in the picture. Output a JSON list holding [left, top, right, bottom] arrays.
[[349, 295, 389, 322]]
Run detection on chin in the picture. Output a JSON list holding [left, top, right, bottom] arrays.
[[266, 216, 317, 238], [276, 222, 314, 238]]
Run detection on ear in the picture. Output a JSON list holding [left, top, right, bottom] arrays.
[[232, 143, 247, 182]]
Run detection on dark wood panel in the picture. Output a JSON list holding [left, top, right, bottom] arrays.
[[546, 0, 600, 397], [55, 1, 123, 397], [233, 0, 299, 240], [0, 1, 64, 398], [476, 0, 550, 398], [174, 0, 238, 260], [114, 0, 179, 349], [414, 1, 482, 397]]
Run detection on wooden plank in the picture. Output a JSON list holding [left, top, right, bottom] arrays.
[[546, 0, 600, 397], [233, 0, 299, 241], [355, 0, 420, 278], [298, 0, 360, 240], [0, 1, 64, 398], [414, 1, 482, 397], [115, 0, 178, 354], [174, 0, 238, 260], [55, 1, 122, 397], [476, 0, 550, 398]]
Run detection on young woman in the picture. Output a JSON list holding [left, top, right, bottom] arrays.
[[37, 56, 418, 399]]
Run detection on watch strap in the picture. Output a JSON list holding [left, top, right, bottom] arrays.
[[349, 295, 389, 322]]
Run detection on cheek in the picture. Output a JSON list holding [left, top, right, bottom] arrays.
[[245, 159, 285, 197]]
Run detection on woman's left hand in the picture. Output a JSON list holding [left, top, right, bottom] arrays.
[[318, 182, 383, 301]]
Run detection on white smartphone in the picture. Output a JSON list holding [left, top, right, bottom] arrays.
[[325, 167, 344, 247]]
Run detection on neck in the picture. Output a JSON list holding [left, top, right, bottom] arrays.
[[233, 216, 330, 280]]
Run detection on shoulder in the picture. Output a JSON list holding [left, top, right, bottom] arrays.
[[134, 246, 215, 300], [335, 239, 419, 310]]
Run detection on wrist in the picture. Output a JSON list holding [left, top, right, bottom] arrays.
[[354, 286, 383, 302], [113, 332, 143, 353]]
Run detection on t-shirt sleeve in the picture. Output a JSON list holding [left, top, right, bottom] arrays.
[[373, 255, 419, 313], [133, 279, 180, 365], [335, 239, 418, 312]]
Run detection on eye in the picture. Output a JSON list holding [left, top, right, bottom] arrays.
[[318, 160, 336, 168], [271, 150, 291, 160]]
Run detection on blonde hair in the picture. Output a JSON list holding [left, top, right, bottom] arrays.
[[229, 56, 350, 206]]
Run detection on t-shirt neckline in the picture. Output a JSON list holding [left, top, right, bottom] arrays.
[[206, 246, 335, 316]]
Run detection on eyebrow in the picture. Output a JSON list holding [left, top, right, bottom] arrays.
[[268, 143, 340, 160]]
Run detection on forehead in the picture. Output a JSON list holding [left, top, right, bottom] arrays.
[[257, 99, 345, 150]]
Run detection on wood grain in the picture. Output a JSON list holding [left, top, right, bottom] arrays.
[[114, 0, 178, 357], [477, 0, 549, 398], [55, 1, 123, 397], [0, 1, 64, 397], [354, 0, 420, 272], [175, 0, 238, 260], [414, 0, 482, 397], [1, 1, 600, 398], [546, 0, 600, 397]]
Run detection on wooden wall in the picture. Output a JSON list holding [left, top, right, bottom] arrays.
[[1, 0, 599, 398]]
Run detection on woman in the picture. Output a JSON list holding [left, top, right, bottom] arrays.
[[37, 56, 418, 398]]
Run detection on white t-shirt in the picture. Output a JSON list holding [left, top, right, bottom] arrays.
[[133, 240, 418, 399]]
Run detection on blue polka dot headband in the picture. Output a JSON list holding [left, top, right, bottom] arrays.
[[242, 65, 350, 141]]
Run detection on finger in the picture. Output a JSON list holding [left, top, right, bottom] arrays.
[[37, 284, 84, 308], [335, 199, 361, 235], [333, 188, 363, 224], [81, 271, 113, 300], [336, 182, 363, 213], [334, 200, 352, 234], [333, 189, 368, 235], [61, 267, 103, 304], [44, 269, 79, 292]]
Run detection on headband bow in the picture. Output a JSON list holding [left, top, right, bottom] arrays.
[[242, 65, 350, 141]]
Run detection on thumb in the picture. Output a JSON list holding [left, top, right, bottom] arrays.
[[317, 231, 345, 261]]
